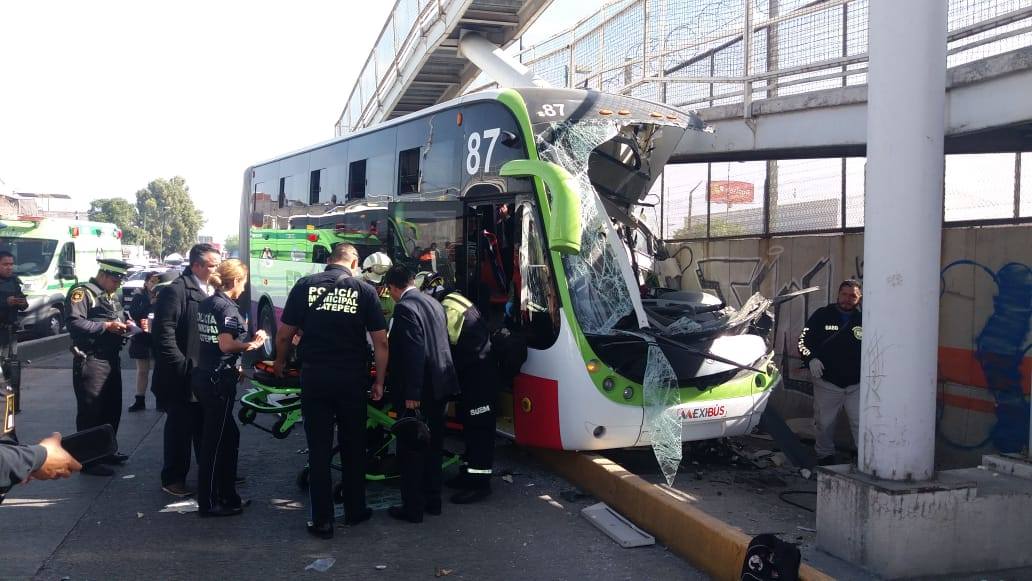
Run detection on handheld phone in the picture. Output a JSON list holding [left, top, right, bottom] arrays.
[[61, 424, 117, 465]]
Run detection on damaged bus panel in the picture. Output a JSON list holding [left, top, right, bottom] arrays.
[[241, 87, 781, 482]]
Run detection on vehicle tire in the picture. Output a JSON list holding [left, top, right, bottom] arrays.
[[258, 301, 276, 360], [35, 310, 62, 337], [238, 407, 257, 425]]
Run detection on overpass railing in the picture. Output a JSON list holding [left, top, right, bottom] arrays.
[[513, 0, 1032, 117]]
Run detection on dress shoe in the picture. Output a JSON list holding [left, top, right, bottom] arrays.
[[127, 398, 146, 412], [817, 455, 837, 466], [344, 507, 373, 526], [161, 482, 195, 498], [387, 506, 423, 523], [199, 504, 243, 518], [307, 521, 334, 539], [81, 463, 114, 477], [451, 486, 492, 505], [98, 453, 129, 465]]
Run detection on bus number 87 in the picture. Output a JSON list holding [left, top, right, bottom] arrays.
[[466, 128, 500, 175]]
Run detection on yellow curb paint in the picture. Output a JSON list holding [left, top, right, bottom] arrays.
[[533, 450, 834, 581]]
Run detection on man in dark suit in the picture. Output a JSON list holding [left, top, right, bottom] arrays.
[[153, 244, 221, 497], [383, 265, 459, 523]]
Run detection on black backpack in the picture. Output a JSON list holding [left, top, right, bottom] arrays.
[[740, 533, 801, 581]]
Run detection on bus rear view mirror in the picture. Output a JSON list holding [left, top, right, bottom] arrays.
[[499, 159, 581, 255]]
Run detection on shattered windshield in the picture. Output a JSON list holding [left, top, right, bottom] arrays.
[[536, 119, 686, 485], [538, 122, 636, 335]]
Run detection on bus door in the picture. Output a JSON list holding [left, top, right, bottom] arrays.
[[461, 193, 516, 328], [386, 200, 463, 295]]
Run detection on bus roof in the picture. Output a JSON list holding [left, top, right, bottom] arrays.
[[248, 87, 704, 170]]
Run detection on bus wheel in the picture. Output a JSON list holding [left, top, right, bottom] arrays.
[[36, 310, 63, 337], [258, 301, 276, 360]]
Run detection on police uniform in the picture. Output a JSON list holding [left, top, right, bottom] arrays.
[[0, 273, 27, 413], [440, 291, 498, 502], [191, 290, 246, 516], [66, 258, 130, 473], [280, 264, 386, 529]]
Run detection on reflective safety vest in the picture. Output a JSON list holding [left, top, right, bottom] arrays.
[[441, 292, 474, 346]]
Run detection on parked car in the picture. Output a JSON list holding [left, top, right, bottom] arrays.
[[119, 267, 168, 303]]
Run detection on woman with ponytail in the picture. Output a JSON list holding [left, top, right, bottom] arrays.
[[191, 259, 266, 517]]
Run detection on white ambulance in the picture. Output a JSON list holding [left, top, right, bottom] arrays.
[[0, 217, 123, 335]]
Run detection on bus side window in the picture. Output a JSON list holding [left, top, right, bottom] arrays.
[[387, 201, 462, 293], [312, 245, 330, 264], [398, 148, 420, 194], [518, 203, 560, 349], [349, 160, 366, 199]]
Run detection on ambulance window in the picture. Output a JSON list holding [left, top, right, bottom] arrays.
[[518, 203, 560, 349]]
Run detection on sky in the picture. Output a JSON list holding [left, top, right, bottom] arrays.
[[0, 0, 596, 244]]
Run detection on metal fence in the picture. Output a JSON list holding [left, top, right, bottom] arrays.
[[335, 0, 456, 136], [517, 0, 1032, 116]]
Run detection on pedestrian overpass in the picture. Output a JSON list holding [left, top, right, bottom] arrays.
[[336, 0, 1032, 161]]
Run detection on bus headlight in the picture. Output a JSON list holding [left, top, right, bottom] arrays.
[[622, 387, 634, 400], [586, 359, 600, 374]]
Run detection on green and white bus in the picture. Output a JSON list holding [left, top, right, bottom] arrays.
[[241, 87, 780, 452]]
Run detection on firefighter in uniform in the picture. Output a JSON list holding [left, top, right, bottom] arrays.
[[274, 243, 388, 539], [439, 290, 498, 504], [66, 258, 131, 476]]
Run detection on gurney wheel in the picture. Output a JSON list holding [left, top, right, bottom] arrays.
[[297, 466, 310, 489], [271, 417, 292, 439], [238, 407, 257, 425]]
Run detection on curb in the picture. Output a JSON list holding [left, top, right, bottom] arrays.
[[19, 333, 71, 362], [532, 449, 833, 581]]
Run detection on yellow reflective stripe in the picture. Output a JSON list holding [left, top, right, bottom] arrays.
[[441, 293, 472, 345]]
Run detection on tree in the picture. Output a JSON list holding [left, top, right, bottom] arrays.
[[135, 177, 204, 258], [224, 234, 240, 257], [88, 198, 144, 245]]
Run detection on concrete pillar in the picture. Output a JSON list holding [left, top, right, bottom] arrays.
[[859, 0, 947, 481]]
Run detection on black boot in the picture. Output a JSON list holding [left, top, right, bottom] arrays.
[[128, 396, 146, 412]]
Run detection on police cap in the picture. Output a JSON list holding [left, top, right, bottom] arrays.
[[97, 258, 131, 280]]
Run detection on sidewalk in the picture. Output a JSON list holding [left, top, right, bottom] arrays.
[[2, 352, 701, 580]]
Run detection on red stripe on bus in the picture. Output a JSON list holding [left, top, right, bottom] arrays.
[[512, 373, 562, 449]]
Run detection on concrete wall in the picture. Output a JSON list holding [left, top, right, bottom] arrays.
[[667, 224, 1032, 467]]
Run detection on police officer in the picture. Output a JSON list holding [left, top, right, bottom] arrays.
[[798, 279, 863, 466], [192, 259, 266, 517], [274, 243, 388, 539], [0, 251, 28, 413], [66, 258, 131, 476], [438, 289, 498, 504]]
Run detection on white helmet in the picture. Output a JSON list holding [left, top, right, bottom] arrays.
[[361, 252, 392, 284]]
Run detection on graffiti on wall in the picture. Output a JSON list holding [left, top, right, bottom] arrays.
[[939, 260, 1032, 453], [676, 236, 1031, 455]]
